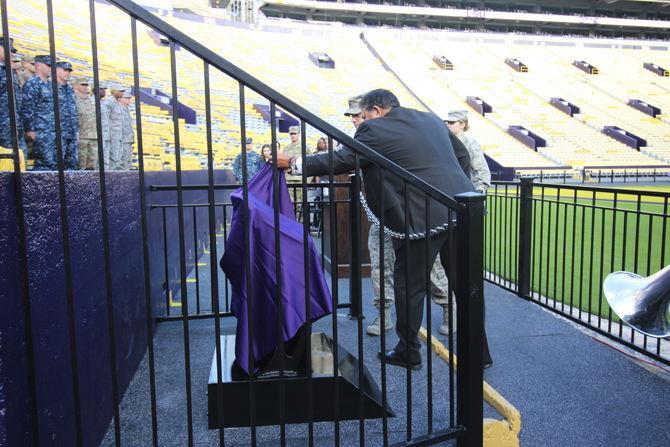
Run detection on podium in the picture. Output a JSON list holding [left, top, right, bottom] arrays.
[[207, 331, 394, 428], [321, 174, 371, 278]]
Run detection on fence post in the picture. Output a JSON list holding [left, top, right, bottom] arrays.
[[455, 192, 485, 447], [517, 178, 534, 298], [348, 172, 362, 319]]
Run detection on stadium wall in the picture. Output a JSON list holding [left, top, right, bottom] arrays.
[[0, 169, 233, 446]]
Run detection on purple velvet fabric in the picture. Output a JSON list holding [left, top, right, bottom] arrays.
[[220, 163, 333, 374]]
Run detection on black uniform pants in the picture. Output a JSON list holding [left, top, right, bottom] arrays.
[[391, 231, 492, 364]]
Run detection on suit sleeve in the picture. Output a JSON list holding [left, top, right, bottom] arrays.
[[303, 144, 357, 177], [449, 131, 471, 176], [303, 124, 374, 177]]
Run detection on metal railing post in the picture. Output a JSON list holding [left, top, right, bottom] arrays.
[[348, 172, 362, 318], [455, 192, 485, 447], [517, 178, 534, 298]]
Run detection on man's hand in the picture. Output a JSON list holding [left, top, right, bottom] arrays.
[[25, 131, 36, 141], [274, 152, 292, 170]]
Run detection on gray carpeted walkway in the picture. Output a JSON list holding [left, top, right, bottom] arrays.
[[102, 234, 670, 446]]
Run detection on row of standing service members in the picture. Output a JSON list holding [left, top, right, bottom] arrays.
[[0, 37, 134, 171]]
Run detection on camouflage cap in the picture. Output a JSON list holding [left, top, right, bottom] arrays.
[[12, 53, 22, 62], [33, 54, 52, 66], [22, 55, 34, 64], [74, 77, 89, 86], [56, 61, 73, 71], [344, 94, 363, 116], [288, 126, 299, 134], [109, 83, 126, 93], [445, 110, 468, 122]]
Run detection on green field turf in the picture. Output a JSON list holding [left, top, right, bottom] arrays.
[[484, 185, 670, 321]]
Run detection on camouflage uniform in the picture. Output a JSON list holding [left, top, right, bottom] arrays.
[[283, 140, 304, 182], [0, 63, 26, 154], [17, 68, 31, 90], [58, 82, 79, 170], [368, 225, 395, 310], [232, 150, 263, 182], [21, 75, 55, 170], [284, 125, 303, 184], [283, 141, 302, 158], [119, 100, 134, 170], [368, 224, 451, 310], [76, 94, 98, 170], [16, 55, 33, 90], [458, 132, 491, 193], [102, 95, 125, 170], [100, 93, 111, 170]]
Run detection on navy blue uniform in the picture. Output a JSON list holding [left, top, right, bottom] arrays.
[[21, 75, 55, 170], [0, 64, 26, 154], [232, 150, 264, 182]]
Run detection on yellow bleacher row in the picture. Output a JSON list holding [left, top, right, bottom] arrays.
[[0, 147, 25, 171], [365, 30, 669, 171], [5, 0, 669, 174], [363, 32, 556, 169], [5, 0, 424, 172]]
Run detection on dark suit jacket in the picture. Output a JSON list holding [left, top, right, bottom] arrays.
[[304, 106, 474, 236]]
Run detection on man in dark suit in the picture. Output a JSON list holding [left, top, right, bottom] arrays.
[[277, 89, 491, 370]]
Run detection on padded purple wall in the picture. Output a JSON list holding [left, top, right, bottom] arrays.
[[0, 169, 233, 446]]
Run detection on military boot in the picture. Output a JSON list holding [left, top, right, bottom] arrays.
[[366, 308, 394, 336], [439, 301, 457, 335]]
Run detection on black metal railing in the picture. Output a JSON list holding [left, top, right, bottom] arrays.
[[2, 1, 485, 447], [486, 178, 670, 366], [511, 166, 670, 184]]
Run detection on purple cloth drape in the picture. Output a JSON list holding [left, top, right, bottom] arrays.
[[220, 163, 333, 374]]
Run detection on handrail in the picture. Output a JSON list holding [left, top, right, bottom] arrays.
[[106, 0, 464, 212], [493, 179, 670, 198]]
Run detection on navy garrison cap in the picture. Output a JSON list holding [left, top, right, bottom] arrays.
[[0, 36, 16, 53], [34, 55, 52, 66], [56, 61, 73, 71]]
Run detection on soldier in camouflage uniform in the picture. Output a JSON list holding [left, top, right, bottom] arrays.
[[118, 90, 135, 170], [283, 126, 301, 157], [0, 37, 26, 155], [101, 85, 125, 170], [74, 77, 98, 170], [445, 110, 491, 193], [283, 125, 304, 182], [21, 55, 55, 170], [283, 125, 305, 208], [17, 55, 34, 89], [426, 109, 491, 335], [56, 61, 78, 170]]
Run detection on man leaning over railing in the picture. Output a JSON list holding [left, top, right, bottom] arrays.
[[276, 88, 492, 370]]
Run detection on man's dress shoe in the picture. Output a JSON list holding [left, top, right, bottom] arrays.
[[378, 350, 422, 371]]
